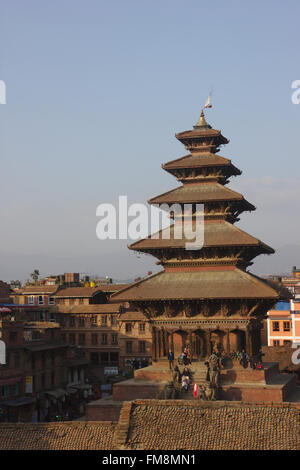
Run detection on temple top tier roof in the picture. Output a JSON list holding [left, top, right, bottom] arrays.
[[175, 109, 229, 153]]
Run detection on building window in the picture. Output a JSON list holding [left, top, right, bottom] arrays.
[[125, 323, 132, 333], [49, 312, 56, 322], [79, 298, 84, 304], [100, 352, 109, 364], [91, 316, 97, 326], [90, 352, 99, 364], [60, 316, 66, 327], [283, 321, 290, 331], [101, 315, 107, 326], [110, 352, 119, 364], [101, 334, 108, 345], [139, 341, 146, 353], [78, 334, 85, 345], [111, 315, 117, 326], [69, 317, 75, 328], [48, 297, 55, 305], [273, 340, 280, 346], [42, 352, 46, 367], [111, 334, 118, 345], [9, 331, 17, 343], [69, 333, 76, 345], [126, 341, 133, 353], [61, 333, 66, 343], [91, 333, 98, 345], [78, 318, 85, 328], [28, 296, 34, 305], [14, 352, 20, 368], [283, 340, 291, 345], [38, 295, 44, 305], [272, 321, 279, 332], [51, 372, 55, 387], [139, 323, 145, 333], [14, 383, 19, 396], [2, 385, 10, 398]]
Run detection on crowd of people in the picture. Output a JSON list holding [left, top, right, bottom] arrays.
[[167, 345, 264, 401]]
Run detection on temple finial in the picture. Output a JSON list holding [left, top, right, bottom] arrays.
[[194, 108, 211, 129]]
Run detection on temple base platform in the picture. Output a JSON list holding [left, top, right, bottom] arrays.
[[112, 359, 298, 403]]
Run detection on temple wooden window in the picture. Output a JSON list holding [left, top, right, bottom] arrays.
[[139, 323, 145, 334], [126, 341, 133, 353], [101, 315, 108, 326], [91, 316, 97, 326], [139, 341, 146, 353], [126, 323, 132, 333], [111, 334, 118, 345], [272, 321, 280, 332], [111, 315, 117, 326], [78, 318, 85, 328]]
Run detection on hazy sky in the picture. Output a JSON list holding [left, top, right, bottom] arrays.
[[1, 0, 300, 282]]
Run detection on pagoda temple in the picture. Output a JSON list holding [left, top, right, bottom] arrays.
[[112, 110, 280, 360]]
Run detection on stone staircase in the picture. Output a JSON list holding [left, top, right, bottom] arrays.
[[174, 361, 209, 400]]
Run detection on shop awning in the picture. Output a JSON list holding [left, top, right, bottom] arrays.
[[0, 396, 36, 407], [44, 388, 68, 399], [69, 384, 91, 391]]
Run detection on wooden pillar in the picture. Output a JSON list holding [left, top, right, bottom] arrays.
[[152, 328, 157, 362], [246, 327, 252, 356], [226, 329, 230, 354], [157, 329, 161, 359], [189, 331, 193, 360], [204, 330, 211, 356], [171, 333, 174, 354]]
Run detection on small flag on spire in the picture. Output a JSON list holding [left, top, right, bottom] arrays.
[[204, 92, 212, 108]]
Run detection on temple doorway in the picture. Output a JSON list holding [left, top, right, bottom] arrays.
[[191, 330, 206, 359], [210, 329, 226, 353], [172, 330, 187, 357], [230, 329, 246, 352]]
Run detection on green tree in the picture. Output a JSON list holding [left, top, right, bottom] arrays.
[[30, 269, 40, 285]]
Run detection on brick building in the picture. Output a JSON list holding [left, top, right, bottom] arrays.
[[53, 284, 152, 375]]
